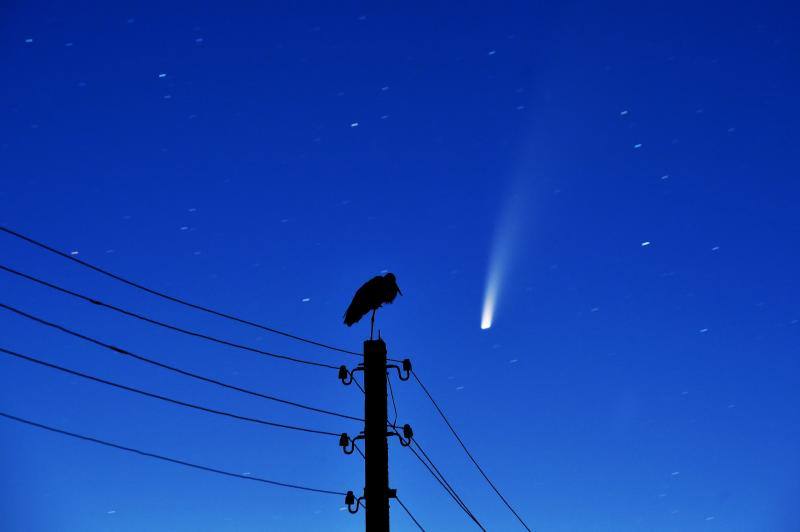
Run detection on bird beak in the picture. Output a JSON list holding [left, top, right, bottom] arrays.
[[397, 286, 403, 296]]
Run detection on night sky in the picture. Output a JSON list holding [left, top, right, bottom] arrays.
[[1, 1, 799, 531]]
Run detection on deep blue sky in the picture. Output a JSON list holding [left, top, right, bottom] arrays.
[[1, 1, 798, 531]]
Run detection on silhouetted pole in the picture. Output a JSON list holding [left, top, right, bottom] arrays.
[[364, 338, 390, 531]]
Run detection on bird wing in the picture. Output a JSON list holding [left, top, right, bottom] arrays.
[[343, 276, 381, 326]]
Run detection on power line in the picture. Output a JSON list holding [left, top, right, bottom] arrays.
[[379, 382, 479, 530], [387, 373, 399, 427], [352, 441, 426, 532], [393, 423, 481, 528], [381, 369, 480, 529], [407, 442, 485, 531], [0, 346, 341, 438], [0, 411, 345, 496], [2, 226, 527, 527], [407, 441, 479, 527], [410, 439, 476, 523], [353, 441, 366, 460], [412, 370, 531, 531], [0, 266, 340, 370], [352, 373, 365, 394], [0, 302, 362, 422], [395, 496, 426, 532], [0, 226, 361, 357]]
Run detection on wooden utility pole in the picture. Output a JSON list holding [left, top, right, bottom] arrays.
[[363, 338, 390, 531]]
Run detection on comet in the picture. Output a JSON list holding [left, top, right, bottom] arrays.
[[480, 239, 507, 330], [480, 183, 528, 330]]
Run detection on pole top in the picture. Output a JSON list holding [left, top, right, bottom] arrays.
[[363, 338, 387, 354]]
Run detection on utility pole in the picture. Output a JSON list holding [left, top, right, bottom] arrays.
[[364, 337, 390, 531]]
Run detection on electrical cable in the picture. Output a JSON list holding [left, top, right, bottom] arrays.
[[395, 496, 426, 532], [387, 373, 399, 427], [1, 227, 527, 527], [0, 346, 341, 438], [0, 302, 362, 422], [407, 443, 485, 531], [352, 373, 365, 394], [352, 442, 425, 532], [379, 382, 480, 530], [0, 270, 340, 370], [0, 226, 361, 356], [391, 425, 478, 526], [0, 411, 345, 496], [353, 441, 366, 460], [412, 370, 531, 531], [410, 439, 472, 515]]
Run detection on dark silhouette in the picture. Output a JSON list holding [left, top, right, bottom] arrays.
[[343, 273, 402, 339]]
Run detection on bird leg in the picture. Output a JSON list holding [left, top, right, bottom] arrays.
[[370, 309, 376, 340]]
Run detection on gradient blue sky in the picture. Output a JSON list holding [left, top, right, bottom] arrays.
[[1, 1, 798, 531]]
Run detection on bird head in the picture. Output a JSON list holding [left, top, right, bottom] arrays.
[[384, 272, 402, 295]]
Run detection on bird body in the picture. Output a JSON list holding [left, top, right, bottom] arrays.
[[344, 273, 402, 329]]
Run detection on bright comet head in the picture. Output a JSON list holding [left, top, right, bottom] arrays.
[[481, 252, 503, 330], [480, 291, 495, 330]]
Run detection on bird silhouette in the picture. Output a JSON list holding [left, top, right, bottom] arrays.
[[344, 273, 402, 339]]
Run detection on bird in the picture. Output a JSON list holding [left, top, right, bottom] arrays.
[[344, 273, 402, 339]]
